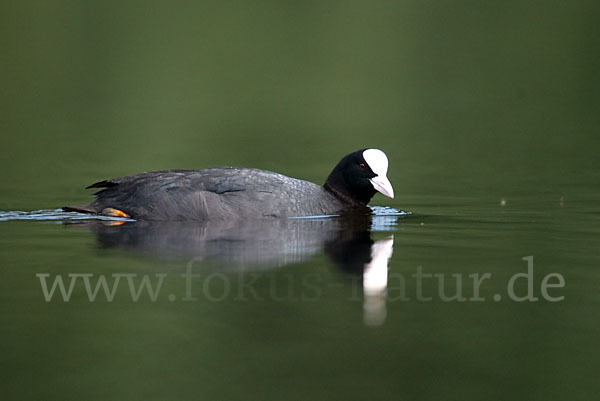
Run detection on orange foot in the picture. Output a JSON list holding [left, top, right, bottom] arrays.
[[101, 208, 130, 218]]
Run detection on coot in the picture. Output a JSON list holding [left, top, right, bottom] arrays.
[[63, 148, 394, 220]]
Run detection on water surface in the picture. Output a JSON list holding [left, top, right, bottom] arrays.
[[1, 1, 599, 400]]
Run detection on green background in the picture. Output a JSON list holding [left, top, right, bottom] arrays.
[[1, 1, 599, 400]]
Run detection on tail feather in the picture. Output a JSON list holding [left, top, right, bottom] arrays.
[[62, 204, 99, 214], [86, 180, 117, 189]]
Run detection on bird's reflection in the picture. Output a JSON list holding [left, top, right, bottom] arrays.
[[323, 226, 394, 326], [74, 214, 398, 325], [362, 236, 394, 326]]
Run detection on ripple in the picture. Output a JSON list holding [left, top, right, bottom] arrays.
[[0, 206, 410, 227], [369, 206, 411, 231], [0, 209, 133, 222], [369, 206, 411, 217]]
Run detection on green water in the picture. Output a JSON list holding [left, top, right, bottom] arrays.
[[1, 1, 599, 400]]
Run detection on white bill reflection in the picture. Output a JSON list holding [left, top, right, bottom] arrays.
[[363, 235, 394, 327]]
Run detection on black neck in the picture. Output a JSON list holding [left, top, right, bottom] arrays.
[[324, 171, 376, 205]]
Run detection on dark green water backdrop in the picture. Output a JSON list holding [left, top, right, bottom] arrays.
[[1, 1, 599, 400]]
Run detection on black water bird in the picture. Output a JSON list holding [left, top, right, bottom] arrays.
[[64, 148, 394, 221]]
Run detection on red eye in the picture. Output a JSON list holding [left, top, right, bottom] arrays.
[[358, 163, 366, 170]]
